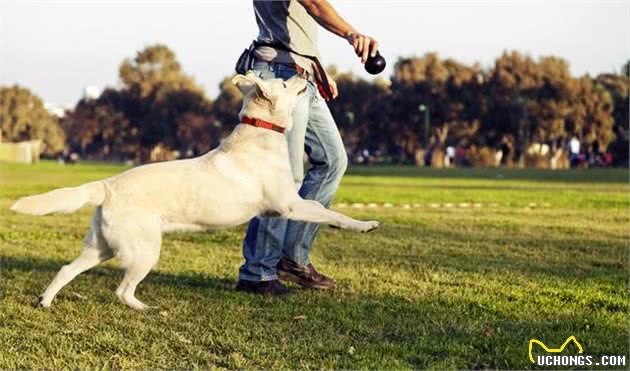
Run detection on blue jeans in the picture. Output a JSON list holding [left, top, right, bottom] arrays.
[[239, 61, 348, 281]]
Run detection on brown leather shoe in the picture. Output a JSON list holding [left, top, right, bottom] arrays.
[[277, 257, 336, 290]]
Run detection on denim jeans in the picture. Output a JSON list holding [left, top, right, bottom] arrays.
[[239, 61, 348, 281]]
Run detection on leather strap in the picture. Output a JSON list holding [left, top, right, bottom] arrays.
[[242, 116, 285, 134], [253, 40, 333, 101]]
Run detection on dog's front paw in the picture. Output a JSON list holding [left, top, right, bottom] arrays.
[[359, 220, 380, 233]]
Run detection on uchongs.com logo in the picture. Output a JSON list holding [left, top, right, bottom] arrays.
[[528, 336, 626, 367]]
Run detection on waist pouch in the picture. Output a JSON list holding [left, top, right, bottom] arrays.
[[235, 40, 333, 101]]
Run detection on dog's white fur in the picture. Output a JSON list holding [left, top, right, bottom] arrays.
[[11, 71, 379, 310]]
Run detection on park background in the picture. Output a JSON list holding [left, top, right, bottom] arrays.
[[0, 1, 628, 370], [1, 1, 628, 168]]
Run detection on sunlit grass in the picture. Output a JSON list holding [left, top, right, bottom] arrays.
[[0, 161, 627, 369]]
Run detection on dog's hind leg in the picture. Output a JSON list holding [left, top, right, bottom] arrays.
[[106, 214, 162, 311], [39, 209, 113, 308], [283, 199, 380, 233], [115, 257, 158, 311]]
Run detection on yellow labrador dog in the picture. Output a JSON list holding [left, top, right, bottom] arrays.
[[11, 72, 379, 310]]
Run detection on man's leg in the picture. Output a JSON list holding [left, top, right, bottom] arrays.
[[281, 88, 348, 270], [238, 63, 311, 285]]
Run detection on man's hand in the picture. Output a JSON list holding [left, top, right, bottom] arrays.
[[346, 32, 379, 64], [329, 79, 338, 99], [299, 0, 379, 65]]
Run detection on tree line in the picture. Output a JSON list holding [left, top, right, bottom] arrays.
[[1, 44, 627, 167]]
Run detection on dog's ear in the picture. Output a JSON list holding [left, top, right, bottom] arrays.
[[286, 75, 308, 95], [232, 72, 272, 99]]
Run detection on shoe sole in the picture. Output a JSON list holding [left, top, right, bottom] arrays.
[[235, 281, 293, 296], [278, 270, 336, 290], [235, 286, 292, 296]]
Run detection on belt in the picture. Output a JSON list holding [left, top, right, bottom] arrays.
[[253, 57, 312, 81], [284, 63, 312, 81], [251, 40, 334, 101]]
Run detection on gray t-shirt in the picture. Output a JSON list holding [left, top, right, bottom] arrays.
[[252, 0, 321, 74]]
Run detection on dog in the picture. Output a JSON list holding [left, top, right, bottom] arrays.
[[10, 71, 380, 310]]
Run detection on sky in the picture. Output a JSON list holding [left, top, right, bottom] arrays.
[[1, 0, 628, 106]]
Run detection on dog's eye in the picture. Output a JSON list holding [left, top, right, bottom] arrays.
[[282, 82, 287, 88]]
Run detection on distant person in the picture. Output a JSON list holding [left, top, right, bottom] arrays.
[[569, 136, 580, 168], [499, 138, 511, 166], [592, 141, 604, 167], [362, 148, 371, 165], [446, 145, 455, 167], [424, 147, 433, 167], [587, 143, 600, 167], [604, 151, 613, 167], [494, 148, 503, 167], [235, 0, 380, 295], [455, 146, 466, 167]]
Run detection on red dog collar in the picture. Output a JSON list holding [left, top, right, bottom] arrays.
[[242, 116, 285, 134]]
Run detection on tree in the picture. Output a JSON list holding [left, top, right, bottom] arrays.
[[119, 44, 203, 98], [484, 51, 615, 164], [119, 45, 212, 156], [58, 45, 624, 167], [63, 45, 215, 161], [564, 77, 614, 148], [596, 67, 629, 164], [62, 88, 139, 159], [0, 85, 66, 155], [485, 51, 547, 163], [211, 76, 243, 131], [328, 70, 392, 156], [390, 53, 484, 159]]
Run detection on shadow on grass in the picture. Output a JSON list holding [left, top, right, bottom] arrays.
[[1, 254, 626, 369], [0, 255, 236, 293]]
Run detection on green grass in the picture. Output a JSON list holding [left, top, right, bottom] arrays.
[[0, 161, 628, 369]]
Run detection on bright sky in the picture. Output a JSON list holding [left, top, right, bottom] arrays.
[[1, 0, 628, 106]]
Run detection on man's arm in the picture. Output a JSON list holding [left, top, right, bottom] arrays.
[[298, 0, 378, 64]]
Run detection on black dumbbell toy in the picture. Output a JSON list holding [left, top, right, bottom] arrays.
[[364, 51, 386, 75]]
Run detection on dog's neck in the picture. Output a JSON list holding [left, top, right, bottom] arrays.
[[238, 96, 291, 130], [202, 119, 286, 160], [241, 116, 286, 134]]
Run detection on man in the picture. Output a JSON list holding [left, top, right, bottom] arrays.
[[236, 0, 379, 295], [569, 136, 580, 168]]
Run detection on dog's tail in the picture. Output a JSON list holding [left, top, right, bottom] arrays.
[[10, 181, 106, 216]]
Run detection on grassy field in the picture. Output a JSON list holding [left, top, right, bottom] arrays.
[[0, 161, 628, 369]]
